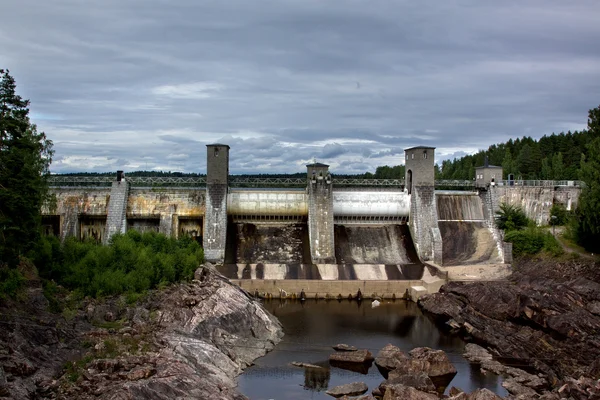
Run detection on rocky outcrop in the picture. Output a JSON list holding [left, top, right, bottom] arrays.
[[0, 264, 283, 399], [325, 381, 368, 398], [419, 257, 600, 396]]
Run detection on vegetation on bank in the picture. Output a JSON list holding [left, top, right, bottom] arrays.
[[495, 203, 564, 257], [31, 231, 203, 298]]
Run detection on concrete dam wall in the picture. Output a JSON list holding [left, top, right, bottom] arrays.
[[334, 225, 419, 265], [436, 192, 502, 266]]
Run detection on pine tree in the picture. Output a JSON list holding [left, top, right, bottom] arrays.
[[576, 105, 600, 252], [0, 69, 54, 267]]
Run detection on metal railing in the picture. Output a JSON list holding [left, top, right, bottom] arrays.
[[48, 175, 585, 189], [434, 179, 475, 188], [496, 180, 584, 187], [48, 176, 207, 187], [229, 177, 305, 187]]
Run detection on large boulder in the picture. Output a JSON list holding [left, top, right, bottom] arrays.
[[379, 371, 436, 393], [467, 388, 504, 399], [409, 347, 457, 388], [329, 349, 374, 364], [374, 344, 408, 377], [325, 382, 368, 398], [382, 384, 438, 400]]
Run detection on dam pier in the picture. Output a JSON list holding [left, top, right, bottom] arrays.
[[43, 145, 581, 299]]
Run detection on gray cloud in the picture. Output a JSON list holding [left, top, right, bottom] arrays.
[[3, 0, 600, 174]]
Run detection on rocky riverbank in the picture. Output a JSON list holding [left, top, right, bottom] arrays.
[[0, 263, 283, 399], [419, 256, 600, 398]]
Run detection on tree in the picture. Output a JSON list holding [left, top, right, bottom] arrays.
[[0, 69, 54, 267], [495, 203, 530, 231], [576, 105, 600, 252]]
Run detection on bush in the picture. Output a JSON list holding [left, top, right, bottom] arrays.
[[505, 227, 564, 256], [495, 203, 531, 231], [36, 230, 204, 298], [549, 203, 569, 226], [0, 267, 25, 300]]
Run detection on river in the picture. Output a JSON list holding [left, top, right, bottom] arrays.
[[238, 299, 506, 399]]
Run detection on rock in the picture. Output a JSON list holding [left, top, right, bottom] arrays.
[[587, 301, 600, 316], [333, 344, 358, 352], [467, 388, 504, 399], [330, 349, 374, 364], [325, 381, 368, 398], [382, 384, 438, 400], [126, 366, 156, 381], [449, 386, 465, 396], [418, 258, 600, 385], [381, 371, 436, 393], [409, 347, 457, 387], [501, 378, 539, 398], [463, 343, 493, 363], [1, 265, 283, 400], [291, 361, 325, 369], [340, 395, 375, 400], [374, 344, 408, 377]]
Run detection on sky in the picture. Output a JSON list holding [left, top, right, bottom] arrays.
[[2, 0, 600, 175]]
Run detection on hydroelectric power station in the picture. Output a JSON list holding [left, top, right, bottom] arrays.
[[43, 145, 581, 299]]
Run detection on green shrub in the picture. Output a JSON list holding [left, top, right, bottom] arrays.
[[496, 203, 531, 231], [550, 203, 569, 226], [505, 227, 564, 256], [35, 230, 204, 298], [0, 267, 25, 300]]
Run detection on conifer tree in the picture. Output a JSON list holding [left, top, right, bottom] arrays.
[[576, 105, 600, 252], [0, 69, 54, 267]]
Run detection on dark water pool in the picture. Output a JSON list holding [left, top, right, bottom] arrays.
[[238, 299, 506, 400]]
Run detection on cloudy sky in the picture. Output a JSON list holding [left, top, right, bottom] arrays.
[[3, 0, 600, 174]]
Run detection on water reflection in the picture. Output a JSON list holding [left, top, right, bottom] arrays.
[[238, 299, 506, 400]]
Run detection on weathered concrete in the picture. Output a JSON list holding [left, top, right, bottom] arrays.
[[204, 144, 229, 262], [228, 189, 307, 219], [103, 180, 130, 244], [227, 265, 444, 300], [307, 163, 335, 263]]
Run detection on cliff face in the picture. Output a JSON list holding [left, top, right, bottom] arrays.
[[0, 264, 283, 399], [418, 257, 600, 395]]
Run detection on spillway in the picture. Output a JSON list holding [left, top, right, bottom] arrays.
[[225, 222, 310, 264], [334, 225, 419, 265], [436, 192, 502, 266]]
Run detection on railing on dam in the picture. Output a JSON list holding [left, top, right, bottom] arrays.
[[48, 176, 207, 187], [496, 180, 584, 187], [48, 175, 585, 189]]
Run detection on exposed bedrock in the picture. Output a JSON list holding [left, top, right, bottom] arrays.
[[418, 258, 600, 392], [0, 264, 283, 399]]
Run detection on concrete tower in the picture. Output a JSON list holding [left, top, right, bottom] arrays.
[[404, 146, 441, 263], [306, 162, 335, 264], [203, 144, 230, 263]]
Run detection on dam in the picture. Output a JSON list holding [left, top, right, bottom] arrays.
[[43, 144, 582, 298]]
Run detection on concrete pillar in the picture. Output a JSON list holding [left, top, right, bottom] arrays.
[[404, 146, 441, 263], [103, 173, 130, 244], [203, 144, 229, 263], [307, 163, 335, 264]]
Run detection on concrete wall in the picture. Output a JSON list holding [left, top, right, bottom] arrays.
[[494, 186, 554, 225], [103, 181, 130, 243], [405, 146, 441, 264], [332, 190, 410, 217], [553, 186, 580, 212], [44, 188, 111, 240], [204, 144, 230, 262], [227, 190, 308, 217], [128, 189, 205, 237], [307, 166, 335, 263]]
